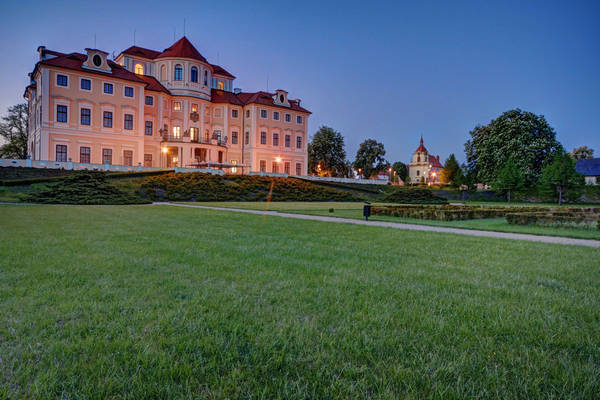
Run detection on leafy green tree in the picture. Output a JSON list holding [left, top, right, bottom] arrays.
[[439, 154, 460, 186], [492, 157, 524, 203], [0, 103, 29, 159], [570, 146, 594, 160], [392, 161, 408, 183], [307, 126, 347, 177], [538, 152, 584, 205], [453, 163, 476, 201], [353, 139, 387, 179], [464, 109, 563, 186]]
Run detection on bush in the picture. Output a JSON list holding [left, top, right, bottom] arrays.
[[371, 204, 566, 221], [24, 171, 150, 205], [380, 187, 448, 204], [140, 173, 360, 202], [506, 209, 600, 229]]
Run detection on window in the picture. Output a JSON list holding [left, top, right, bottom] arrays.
[[80, 108, 91, 125], [260, 131, 267, 145], [245, 131, 249, 145], [145, 96, 153, 106], [80, 79, 91, 90], [260, 109, 267, 118], [285, 113, 291, 122], [273, 133, 279, 146], [272, 162, 279, 173], [93, 54, 102, 67], [160, 65, 166, 81], [135, 63, 144, 75], [145, 121, 153, 136], [124, 86, 134, 97], [232, 109, 238, 118], [173, 126, 181, 138], [124, 114, 133, 130], [285, 135, 291, 148], [214, 108, 221, 117], [190, 67, 198, 82], [103, 111, 113, 128], [123, 150, 133, 166], [296, 163, 302, 176], [144, 154, 152, 167], [296, 136, 302, 149], [80, 147, 90, 163], [417, 170, 420, 176], [174, 64, 183, 81], [104, 83, 113, 94], [56, 144, 67, 162], [204, 70, 208, 85], [103, 149, 112, 164], [260, 160, 266, 172], [284, 162, 291, 175], [190, 127, 198, 141], [273, 111, 279, 121], [56, 74, 68, 87], [231, 131, 238, 144], [246, 110, 250, 118], [191, 103, 198, 113], [217, 81, 224, 90], [56, 105, 67, 123], [173, 102, 181, 111], [297, 115, 303, 124], [231, 160, 238, 174]]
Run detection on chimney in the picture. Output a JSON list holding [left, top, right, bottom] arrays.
[[296, 98, 301, 106], [234, 88, 241, 94], [37, 46, 46, 61]]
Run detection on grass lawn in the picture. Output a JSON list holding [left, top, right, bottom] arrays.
[[1, 204, 599, 398], [183, 202, 600, 240]]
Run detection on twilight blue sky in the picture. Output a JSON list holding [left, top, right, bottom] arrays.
[[1, 0, 598, 164]]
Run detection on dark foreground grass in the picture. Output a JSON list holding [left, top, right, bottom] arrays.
[[0, 205, 599, 399]]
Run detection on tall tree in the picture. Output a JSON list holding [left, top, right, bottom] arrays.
[[0, 103, 29, 159], [439, 154, 460, 185], [570, 146, 594, 160], [492, 157, 524, 203], [353, 139, 387, 179], [307, 126, 347, 177], [538, 152, 584, 205], [392, 161, 408, 183], [464, 109, 563, 186]]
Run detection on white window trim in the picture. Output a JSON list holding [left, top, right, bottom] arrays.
[[78, 102, 93, 130], [260, 109, 267, 119], [78, 145, 92, 164], [101, 105, 115, 132], [54, 99, 69, 126], [123, 111, 136, 132], [55, 72, 70, 89], [79, 77, 92, 92], [145, 95, 155, 106], [102, 81, 114, 96], [124, 86, 135, 98]]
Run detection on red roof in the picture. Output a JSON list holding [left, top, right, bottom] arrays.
[[136, 75, 170, 94], [120, 45, 161, 60], [156, 37, 207, 63], [416, 136, 428, 153], [211, 64, 235, 79], [211, 89, 244, 105], [429, 155, 443, 169], [236, 91, 311, 113]]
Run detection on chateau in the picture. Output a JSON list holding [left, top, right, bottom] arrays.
[[23, 37, 310, 175], [408, 137, 443, 183]]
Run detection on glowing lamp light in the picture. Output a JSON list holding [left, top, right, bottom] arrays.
[[275, 156, 282, 163], [161, 147, 168, 153]]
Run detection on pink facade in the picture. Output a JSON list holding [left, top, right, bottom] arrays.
[[24, 37, 310, 174]]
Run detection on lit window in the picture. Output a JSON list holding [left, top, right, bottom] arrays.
[[297, 115, 303, 124], [174, 64, 183, 81], [145, 96, 153, 106], [80, 147, 90, 163], [190, 127, 198, 141], [144, 154, 152, 167], [124, 114, 133, 130], [56, 105, 67, 122], [190, 67, 198, 82], [191, 104, 198, 113], [260, 131, 267, 145], [231, 160, 238, 173], [260, 109, 267, 118], [56, 74, 68, 87], [104, 83, 113, 94], [103, 111, 113, 128], [285, 113, 291, 122], [145, 121, 153, 135], [273, 111, 279, 121], [81, 79, 91, 90], [273, 133, 279, 146], [56, 144, 67, 162], [124, 87, 134, 97], [217, 81, 224, 90], [173, 102, 181, 111], [123, 150, 133, 166], [173, 126, 181, 138], [135, 63, 144, 75]]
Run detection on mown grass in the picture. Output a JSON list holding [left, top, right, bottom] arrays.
[[0, 204, 599, 399], [184, 202, 600, 240]]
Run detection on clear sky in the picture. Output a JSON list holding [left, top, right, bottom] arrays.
[[1, 0, 598, 164]]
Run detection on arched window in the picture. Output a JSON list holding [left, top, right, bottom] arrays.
[[190, 67, 198, 82], [417, 155, 420, 162], [160, 65, 166, 81], [217, 81, 224, 90], [134, 63, 144, 75], [204, 70, 208, 85], [174, 64, 183, 81]]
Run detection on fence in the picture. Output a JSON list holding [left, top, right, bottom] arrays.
[[0, 158, 165, 172]]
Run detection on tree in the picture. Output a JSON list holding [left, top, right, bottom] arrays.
[[538, 152, 584, 205], [464, 109, 563, 186], [353, 139, 387, 179], [492, 157, 524, 203], [307, 126, 347, 177], [453, 163, 476, 201], [392, 161, 408, 183], [0, 103, 29, 159], [570, 146, 594, 160], [439, 154, 460, 186]]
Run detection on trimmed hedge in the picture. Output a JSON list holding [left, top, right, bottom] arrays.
[[140, 173, 360, 202], [506, 210, 600, 229], [381, 188, 448, 204], [24, 171, 150, 205]]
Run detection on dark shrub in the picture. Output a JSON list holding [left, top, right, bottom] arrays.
[[381, 188, 448, 204]]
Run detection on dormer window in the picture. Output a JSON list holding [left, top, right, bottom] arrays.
[[273, 90, 290, 107], [83, 48, 110, 72], [93, 55, 102, 67]]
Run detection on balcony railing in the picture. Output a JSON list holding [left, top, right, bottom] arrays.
[[161, 134, 227, 147]]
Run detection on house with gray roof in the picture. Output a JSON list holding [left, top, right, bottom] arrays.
[[575, 158, 600, 185]]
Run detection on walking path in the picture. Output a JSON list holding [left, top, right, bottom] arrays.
[[157, 203, 600, 248]]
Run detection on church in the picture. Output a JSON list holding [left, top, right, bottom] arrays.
[[408, 137, 443, 184]]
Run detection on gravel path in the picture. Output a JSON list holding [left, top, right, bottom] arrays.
[[158, 203, 600, 248]]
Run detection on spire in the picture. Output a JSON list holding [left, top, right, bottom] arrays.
[[420, 135, 423, 146], [416, 135, 428, 153]]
